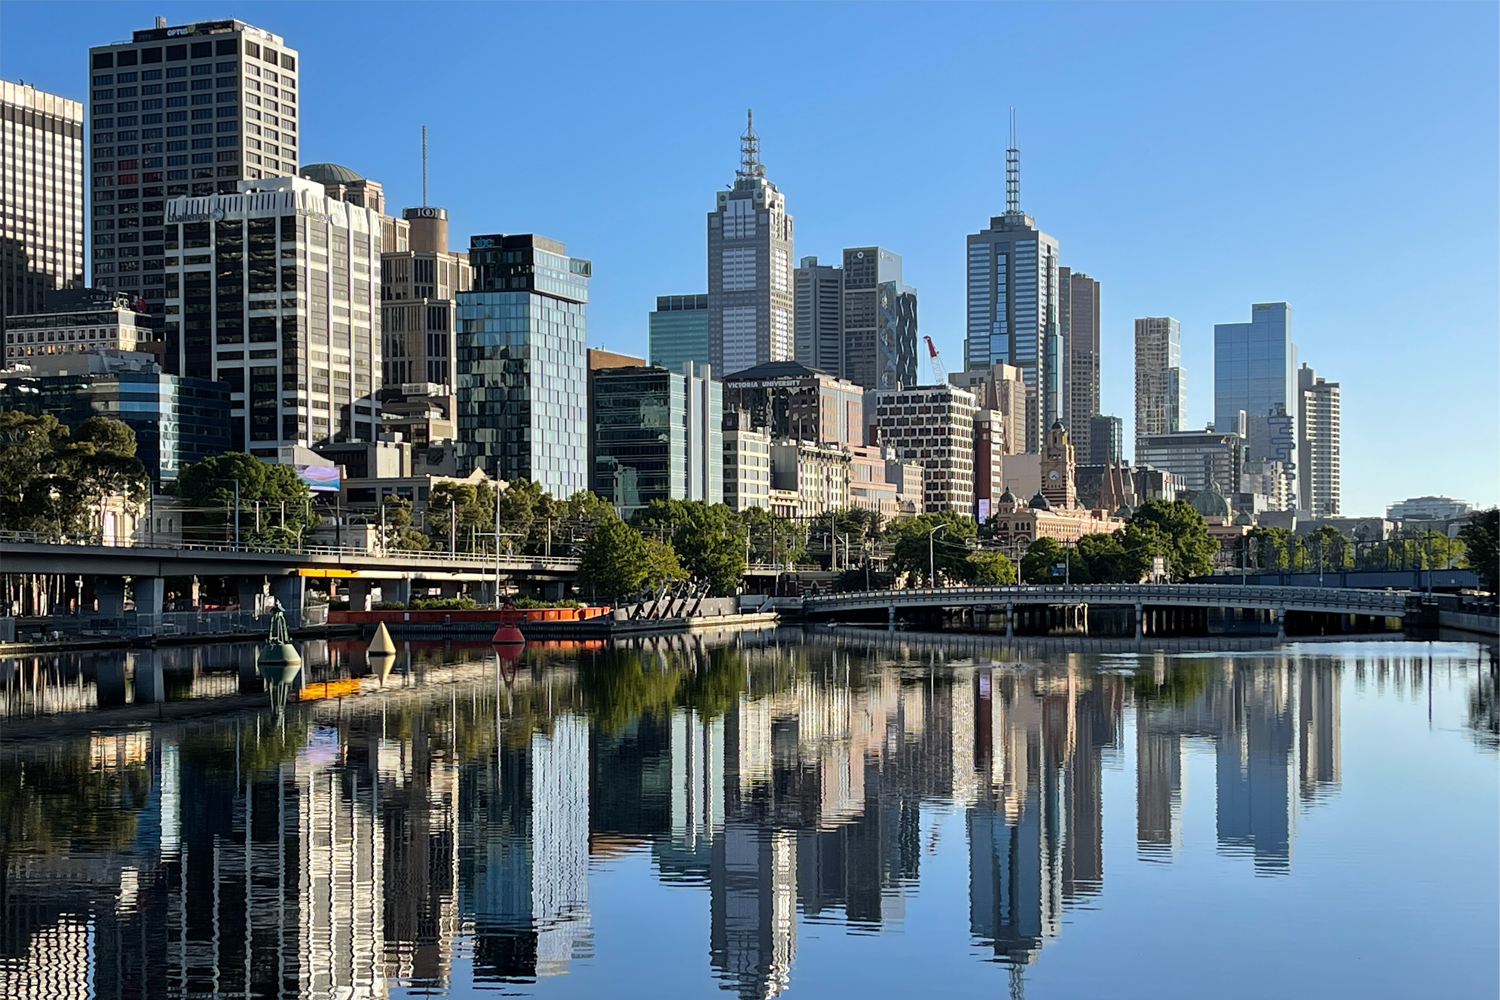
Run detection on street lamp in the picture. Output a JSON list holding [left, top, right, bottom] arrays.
[[927, 522, 947, 587]]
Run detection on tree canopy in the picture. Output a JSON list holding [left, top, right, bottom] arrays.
[[175, 451, 314, 547], [1458, 509, 1497, 593], [630, 499, 748, 595], [887, 511, 977, 586], [577, 516, 687, 601], [0, 411, 149, 536]]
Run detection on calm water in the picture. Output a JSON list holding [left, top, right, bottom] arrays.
[[1, 630, 1496, 1000]]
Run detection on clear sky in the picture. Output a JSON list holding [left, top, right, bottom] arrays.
[[3, 1, 1496, 515]]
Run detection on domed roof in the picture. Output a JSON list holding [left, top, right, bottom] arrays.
[[1028, 492, 1053, 511], [1051, 419, 1066, 431], [1234, 509, 1254, 526], [1114, 504, 1135, 520], [299, 162, 364, 185], [1191, 480, 1231, 519], [998, 487, 1017, 504]]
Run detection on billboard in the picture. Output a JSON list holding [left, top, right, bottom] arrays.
[[296, 464, 341, 493]]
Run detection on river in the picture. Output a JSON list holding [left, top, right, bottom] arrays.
[[1, 629, 1495, 999]]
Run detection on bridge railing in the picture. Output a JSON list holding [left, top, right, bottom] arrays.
[[0, 531, 582, 570], [804, 582, 1411, 613]]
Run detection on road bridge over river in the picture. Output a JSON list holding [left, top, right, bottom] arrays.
[[800, 583, 1413, 638]]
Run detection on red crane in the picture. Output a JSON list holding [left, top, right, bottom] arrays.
[[922, 336, 947, 385]]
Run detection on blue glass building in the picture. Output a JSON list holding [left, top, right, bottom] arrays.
[[1213, 303, 1297, 468], [648, 294, 710, 373], [456, 235, 590, 496], [589, 363, 722, 515]]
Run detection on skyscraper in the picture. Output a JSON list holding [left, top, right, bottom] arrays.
[[964, 128, 1059, 453], [378, 207, 471, 389], [707, 111, 794, 376], [1058, 268, 1100, 457], [1213, 302, 1297, 468], [841, 246, 917, 391], [456, 233, 590, 495], [1297, 363, 1340, 516], [88, 19, 300, 345], [649, 293, 710, 373], [1, 81, 84, 340], [163, 174, 384, 453], [590, 362, 722, 515], [793, 256, 841, 373], [1087, 414, 1123, 467], [1134, 317, 1185, 444]]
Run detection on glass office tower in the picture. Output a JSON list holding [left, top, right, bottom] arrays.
[[1214, 302, 1297, 468], [456, 234, 589, 496], [590, 363, 722, 515], [648, 294, 709, 373]]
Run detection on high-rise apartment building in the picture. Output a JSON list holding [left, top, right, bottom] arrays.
[[793, 256, 841, 373], [164, 175, 383, 454], [1058, 268, 1100, 456], [964, 136, 1059, 452], [1214, 303, 1297, 468], [378, 206, 470, 389], [872, 383, 977, 513], [456, 233, 590, 496], [1134, 317, 1185, 444], [648, 293, 709, 373], [89, 19, 300, 337], [841, 246, 917, 391], [1, 80, 85, 339], [707, 111, 794, 375], [589, 362, 722, 515], [1296, 363, 1339, 516]]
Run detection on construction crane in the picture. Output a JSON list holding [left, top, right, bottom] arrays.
[[922, 336, 947, 385]]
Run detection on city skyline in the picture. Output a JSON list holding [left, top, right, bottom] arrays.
[[1, 3, 1495, 512]]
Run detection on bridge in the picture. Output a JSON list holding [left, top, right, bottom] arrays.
[[801, 583, 1413, 638]]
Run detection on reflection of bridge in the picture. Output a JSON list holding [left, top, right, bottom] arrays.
[[802, 584, 1412, 636]]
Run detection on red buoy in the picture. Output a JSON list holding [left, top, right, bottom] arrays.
[[492, 624, 525, 644]]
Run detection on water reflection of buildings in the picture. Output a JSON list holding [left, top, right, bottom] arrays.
[[1134, 656, 1343, 874]]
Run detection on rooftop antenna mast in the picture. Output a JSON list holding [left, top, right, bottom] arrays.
[[738, 108, 764, 180], [421, 125, 428, 207], [1006, 107, 1020, 215]]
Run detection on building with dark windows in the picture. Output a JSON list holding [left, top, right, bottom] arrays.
[[648, 293, 710, 373], [1088, 413, 1123, 466], [590, 363, 722, 515], [456, 233, 589, 495], [163, 174, 385, 454], [1134, 316, 1185, 446], [3, 289, 153, 366], [88, 18, 300, 333], [840, 246, 917, 391], [1, 80, 85, 340], [1058, 268, 1100, 455], [964, 132, 1059, 453], [721, 361, 864, 448], [1214, 303, 1297, 476], [708, 111, 795, 374], [793, 256, 841, 374], [0, 350, 232, 484]]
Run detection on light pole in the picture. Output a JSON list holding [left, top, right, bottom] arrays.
[[927, 522, 947, 588]]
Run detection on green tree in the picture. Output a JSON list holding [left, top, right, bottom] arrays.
[[631, 499, 748, 595], [174, 451, 313, 545], [1308, 525, 1353, 572], [0, 412, 149, 536], [426, 480, 497, 553], [1075, 532, 1140, 583], [544, 489, 616, 556], [578, 517, 687, 601], [1021, 537, 1067, 584], [1458, 509, 1497, 592], [887, 511, 977, 586], [1125, 499, 1217, 580], [742, 505, 807, 566], [968, 549, 1017, 585], [380, 495, 429, 551]]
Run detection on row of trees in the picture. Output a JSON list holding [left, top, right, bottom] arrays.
[[0, 412, 150, 537]]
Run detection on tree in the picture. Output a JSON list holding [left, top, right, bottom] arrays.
[[1458, 510, 1497, 592], [1075, 532, 1139, 583], [380, 495, 429, 551], [176, 452, 314, 546], [426, 480, 497, 553], [631, 499, 748, 595], [887, 511, 978, 586], [0, 412, 149, 537], [1021, 537, 1067, 584], [578, 517, 686, 601], [547, 490, 616, 556], [1125, 500, 1217, 581], [742, 505, 806, 566], [1309, 525, 1353, 572], [968, 549, 1017, 585]]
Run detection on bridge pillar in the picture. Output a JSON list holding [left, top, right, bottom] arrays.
[[270, 576, 305, 621], [475, 580, 498, 607], [347, 578, 372, 612], [1134, 602, 1144, 639], [1005, 602, 1014, 638], [385, 577, 412, 606], [1276, 607, 1286, 640], [888, 604, 896, 631], [131, 576, 164, 616], [95, 576, 126, 618], [236, 576, 267, 615], [545, 580, 566, 601]]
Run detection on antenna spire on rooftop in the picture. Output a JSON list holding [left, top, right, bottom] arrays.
[[421, 124, 428, 207], [738, 108, 764, 180], [1006, 106, 1020, 215]]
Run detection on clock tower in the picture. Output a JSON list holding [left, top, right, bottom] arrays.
[[1040, 420, 1077, 509]]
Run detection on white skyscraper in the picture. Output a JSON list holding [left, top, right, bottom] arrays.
[[708, 110, 794, 376]]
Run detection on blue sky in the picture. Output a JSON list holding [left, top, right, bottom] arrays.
[[3, 2, 1496, 515]]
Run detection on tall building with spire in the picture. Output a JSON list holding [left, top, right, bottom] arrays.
[[964, 114, 1059, 452], [707, 110, 795, 376]]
